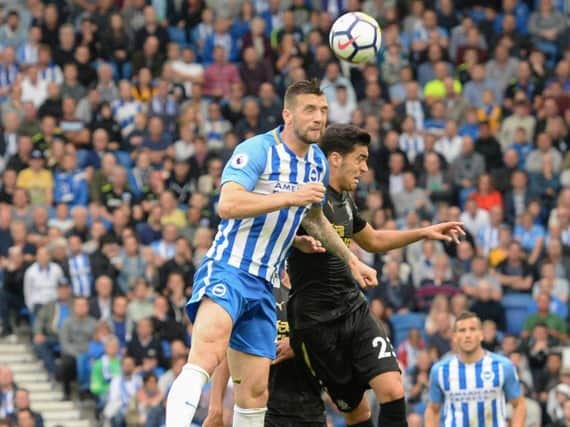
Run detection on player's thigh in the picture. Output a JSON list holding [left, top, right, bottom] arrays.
[[187, 298, 233, 373], [290, 323, 365, 413], [352, 310, 404, 402], [227, 347, 271, 408]]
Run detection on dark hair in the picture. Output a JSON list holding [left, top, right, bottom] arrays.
[[320, 124, 371, 156], [284, 79, 323, 108], [453, 311, 481, 330], [143, 371, 158, 384]]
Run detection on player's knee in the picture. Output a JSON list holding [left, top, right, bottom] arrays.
[[371, 371, 405, 403], [234, 380, 268, 408]]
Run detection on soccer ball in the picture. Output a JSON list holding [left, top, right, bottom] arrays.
[[329, 12, 382, 64]]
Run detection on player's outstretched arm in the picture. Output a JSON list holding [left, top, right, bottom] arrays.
[[203, 358, 231, 427], [509, 396, 527, 427], [218, 182, 325, 219], [301, 207, 377, 288], [353, 222, 465, 253], [424, 402, 441, 427]]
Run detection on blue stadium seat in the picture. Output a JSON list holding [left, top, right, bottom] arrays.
[[502, 293, 535, 335], [390, 313, 426, 348]]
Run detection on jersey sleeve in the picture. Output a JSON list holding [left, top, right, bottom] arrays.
[[502, 359, 522, 401], [221, 137, 268, 191], [348, 196, 367, 234], [428, 364, 444, 404]]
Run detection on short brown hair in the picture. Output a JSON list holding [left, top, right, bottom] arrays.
[[284, 79, 323, 108], [453, 311, 481, 331]]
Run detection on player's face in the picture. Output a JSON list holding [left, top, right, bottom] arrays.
[[338, 145, 369, 191], [454, 318, 483, 355], [289, 94, 328, 144]]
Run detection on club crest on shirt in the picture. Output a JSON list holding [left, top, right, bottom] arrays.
[[481, 369, 495, 383], [231, 153, 249, 169], [308, 166, 319, 182]]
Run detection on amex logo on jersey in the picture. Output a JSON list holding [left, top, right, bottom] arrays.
[[272, 182, 299, 193]]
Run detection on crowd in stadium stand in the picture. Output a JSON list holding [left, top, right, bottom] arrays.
[[0, 0, 569, 426]]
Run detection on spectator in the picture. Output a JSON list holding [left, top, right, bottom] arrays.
[[495, 241, 534, 294], [58, 297, 97, 400], [203, 46, 241, 100], [89, 275, 114, 321], [126, 372, 164, 427], [54, 152, 88, 208], [449, 136, 486, 207], [504, 170, 534, 226], [514, 210, 546, 264], [526, 132, 563, 174], [23, 246, 65, 314], [469, 281, 506, 331], [392, 171, 433, 220], [127, 318, 164, 368], [372, 259, 415, 314], [90, 336, 122, 408], [103, 356, 142, 427], [16, 149, 53, 206], [0, 246, 28, 337], [0, 367, 16, 418], [460, 198, 490, 238], [523, 291, 567, 342], [127, 279, 154, 322], [7, 389, 43, 427]]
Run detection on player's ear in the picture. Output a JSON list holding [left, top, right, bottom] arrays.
[[329, 152, 342, 167], [282, 108, 292, 126]]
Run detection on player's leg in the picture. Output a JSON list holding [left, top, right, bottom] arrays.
[[226, 282, 278, 426], [352, 309, 407, 427], [227, 348, 271, 426], [166, 298, 232, 427], [167, 261, 243, 427], [369, 372, 407, 427]]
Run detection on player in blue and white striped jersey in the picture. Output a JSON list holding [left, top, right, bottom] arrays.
[[166, 80, 378, 427], [425, 311, 526, 427]]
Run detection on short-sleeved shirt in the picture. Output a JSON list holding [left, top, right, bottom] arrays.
[[205, 126, 328, 285], [523, 313, 566, 334], [429, 351, 521, 427], [16, 168, 54, 205]]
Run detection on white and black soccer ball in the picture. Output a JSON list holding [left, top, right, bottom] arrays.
[[329, 12, 382, 64]]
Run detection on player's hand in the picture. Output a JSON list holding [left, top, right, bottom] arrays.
[[203, 408, 224, 427], [423, 222, 465, 244], [349, 256, 378, 289], [293, 235, 326, 254], [290, 183, 326, 207], [273, 337, 295, 365]]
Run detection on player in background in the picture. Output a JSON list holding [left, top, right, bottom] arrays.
[[287, 124, 465, 427], [203, 268, 327, 427], [166, 81, 377, 427], [425, 311, 526, 427]]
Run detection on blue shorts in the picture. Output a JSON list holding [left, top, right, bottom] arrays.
[[186, 259, 277, 359]]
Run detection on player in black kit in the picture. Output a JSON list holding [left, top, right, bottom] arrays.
[[203, 268, 326, 427], [288, 124, 465, 427]]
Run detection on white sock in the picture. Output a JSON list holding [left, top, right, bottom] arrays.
[[232, 405, 267, 427], [166, 363, 209, 427]]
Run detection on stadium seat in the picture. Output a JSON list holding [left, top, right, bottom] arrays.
[[502, 293, 535, 336], [390, 313, 426, 348]]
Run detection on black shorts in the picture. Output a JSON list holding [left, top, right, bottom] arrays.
[[264, 415, 326, 427], [290, 303, 400, 413]]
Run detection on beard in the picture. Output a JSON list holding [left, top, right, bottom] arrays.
[[293, 121, 323, 145]]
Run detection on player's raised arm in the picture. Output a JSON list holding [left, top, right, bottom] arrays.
[[301, 206, 378, 288], [353, 221, 465, 253]]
